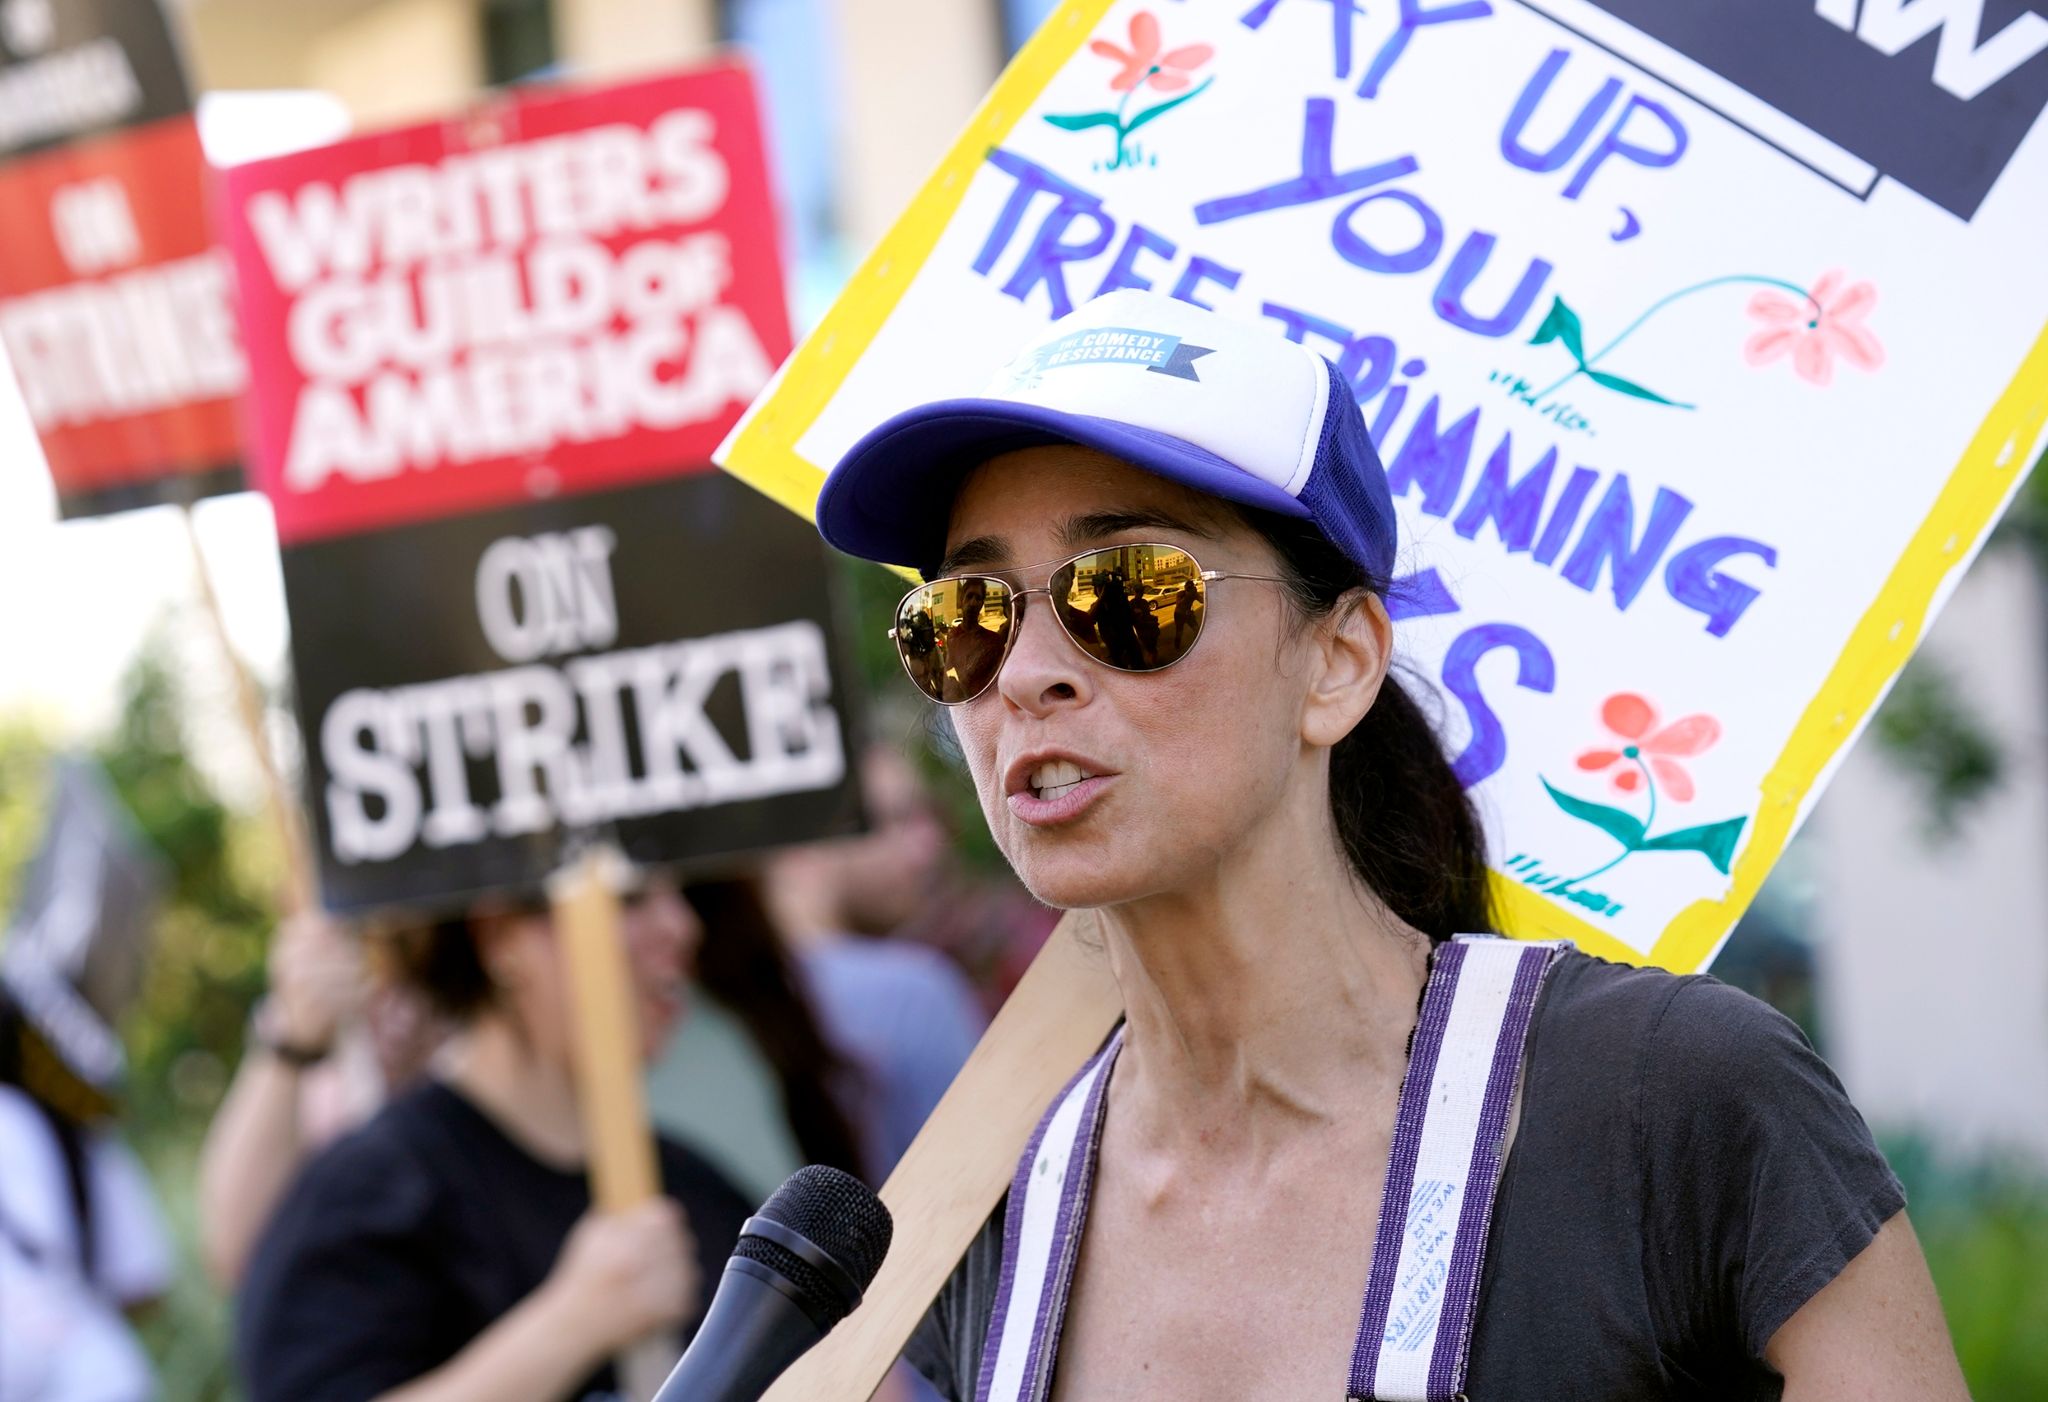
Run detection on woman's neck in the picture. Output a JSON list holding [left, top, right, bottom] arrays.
[[436, 1014, 586, 1168], [1097, 791, 1431, 1160]]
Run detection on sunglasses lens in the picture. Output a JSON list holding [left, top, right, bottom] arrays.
[[894, 576, 1014, 703], [1050, 544, 1206, 673]]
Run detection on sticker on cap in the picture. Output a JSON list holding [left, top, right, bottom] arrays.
[[1005, 326, 1214, 389]]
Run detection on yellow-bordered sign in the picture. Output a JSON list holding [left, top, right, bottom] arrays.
[[720, 0, 2048, 971]]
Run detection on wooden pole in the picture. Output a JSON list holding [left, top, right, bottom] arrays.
[[178, 503, 316, 915], [549, 845, 674, 1400], [760, 910, 1123, 1401]]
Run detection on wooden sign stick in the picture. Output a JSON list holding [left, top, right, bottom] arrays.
[[178, 503, 316, 915], [549, 846, 675, 1401], [762, 911, 1124, 1401]]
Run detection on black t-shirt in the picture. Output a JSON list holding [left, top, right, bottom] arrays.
[[236, 1080, 754, 1402], [907, 953, 1906, 1401]]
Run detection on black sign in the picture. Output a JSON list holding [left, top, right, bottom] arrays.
[[282, 472, 866, 913], [1570, 0, 2048, 220], [0, 0, 191, 161], [1, 756, 165, 1092]]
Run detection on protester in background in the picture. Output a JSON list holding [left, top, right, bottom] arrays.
[[681, 874, 868, 1176], [197, 912, 443, 1287], [0, 991, 172, 1402], [0, 755, 172, 1402], [762, 745, 987, 1181], [236, 871, 752, 1402]]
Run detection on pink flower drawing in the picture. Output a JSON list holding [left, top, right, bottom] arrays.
[[1743, 270, 1884, 387], [1575, 692, 1721, 802], [1089, 11, 1213, 92]]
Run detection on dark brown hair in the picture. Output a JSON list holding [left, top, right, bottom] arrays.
[[684, 877, 867, 1177], [1237, 506, 1495, 941], [382, 913, 497, 1019], [384, 884, 869, 1176]]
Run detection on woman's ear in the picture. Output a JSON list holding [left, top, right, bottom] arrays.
[[1303, 589, 1392, 748]]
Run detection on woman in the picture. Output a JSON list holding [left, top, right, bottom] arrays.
[[676, 873, 870, 1178], [235, 872, 752, 1402], [815, 290, 1966, 1400], [198, 912, 444, 1288]]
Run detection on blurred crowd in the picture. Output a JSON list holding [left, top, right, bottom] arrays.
[[1, 743, 1056, 1402]]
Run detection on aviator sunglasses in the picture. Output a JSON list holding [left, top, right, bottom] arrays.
[[888, 542, 1290, 705]]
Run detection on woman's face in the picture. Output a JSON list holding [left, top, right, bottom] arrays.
[[940, 446, 1337, 909], [488, 873, 700, 1065]]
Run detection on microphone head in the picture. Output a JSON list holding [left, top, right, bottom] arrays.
[[734, 1165, 893, 1326]]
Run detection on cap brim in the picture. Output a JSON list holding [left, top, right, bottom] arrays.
[[815, 398, 1313, 573]]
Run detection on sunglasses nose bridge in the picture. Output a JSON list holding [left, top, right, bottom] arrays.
[[996, 582, 1089, 685]]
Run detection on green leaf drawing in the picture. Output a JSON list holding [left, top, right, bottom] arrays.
[[1125, 77, 1214, 134], [1541, 777, 1645, 850], [1585, 369, 1692, 410], [1043, 111, 1122, 132], [1637, 815, 1748, 874], [1528, 296, 1586, 364]]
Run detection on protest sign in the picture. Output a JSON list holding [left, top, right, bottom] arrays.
[[0, 0, 245, 517], [0, 0, 191, 161], [719, 0, 2048, 973], [1, 756, 165, 1107], [224, 63, 789, 547], [224, 65, 864, 913]]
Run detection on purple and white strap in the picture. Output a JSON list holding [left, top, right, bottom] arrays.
[[1347, 936, 1566, 1401], [973, 936, 1565, 1402], [973, 1028, 1123, 1402]]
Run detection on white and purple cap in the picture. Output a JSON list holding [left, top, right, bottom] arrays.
[[816, 290, 1398, 580]]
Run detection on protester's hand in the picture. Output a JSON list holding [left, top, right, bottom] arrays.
[[263, 913, 366, 1053], [542, 1198, 699, 1357]]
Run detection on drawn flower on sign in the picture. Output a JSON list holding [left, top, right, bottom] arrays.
[[1045, 10, 1216, 171], [1574, 692, 1720, 801], [1743, 270, 1885, 387], [1527, 268, 1881, 411], [1540, 692, 1749, 896], [1090, 11, 1214, 91]]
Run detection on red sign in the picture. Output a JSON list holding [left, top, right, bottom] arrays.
[[221, 63, 792, 546], [0, 113, 244, 515]]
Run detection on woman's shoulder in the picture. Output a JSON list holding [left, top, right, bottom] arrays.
[[1536, 947, 1808, 1083], [277, 1082, 464, 1229]]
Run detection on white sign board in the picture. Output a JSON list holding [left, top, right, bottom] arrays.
[[720, 0, 2048, 971]]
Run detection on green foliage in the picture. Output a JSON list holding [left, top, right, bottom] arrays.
[[1884, 1137, 2048, 1400], [99, 635, 279, 1147], [0, 722, 53, 913], [0, 628, 279, 1402], [1870, 443, 2048, 831], [1870, 658, 2002, 840]]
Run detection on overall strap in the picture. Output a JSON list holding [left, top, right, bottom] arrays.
[[974, 1028, 1123, 1402], [1348, 936, 1568, 1402]]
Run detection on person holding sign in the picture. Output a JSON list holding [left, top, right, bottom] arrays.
[[234, 871, 752, 1402], [815, 291, 1966, 1401]]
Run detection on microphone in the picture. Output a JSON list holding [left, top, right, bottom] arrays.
[[652, 1164, 893, 1402]]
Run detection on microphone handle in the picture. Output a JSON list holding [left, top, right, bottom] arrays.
[[651, 1261, 827, 1402]]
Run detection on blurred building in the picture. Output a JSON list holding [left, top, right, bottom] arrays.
[[180, 0, 1050, 324], [1809, 549, 2048, 1169]]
